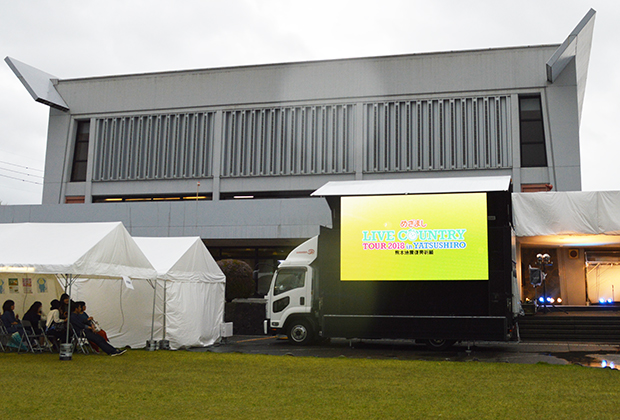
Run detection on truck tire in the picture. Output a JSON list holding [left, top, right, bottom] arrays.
[[424, 339, 456, 351], [287, 319, 314, 345]]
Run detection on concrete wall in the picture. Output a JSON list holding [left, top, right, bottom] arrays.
[[56, 46, 558, 115], [0, 198, 331, 241], [42, 44, 583, 207]]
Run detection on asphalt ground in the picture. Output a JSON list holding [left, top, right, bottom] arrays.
[[194, 335, 620, 371]]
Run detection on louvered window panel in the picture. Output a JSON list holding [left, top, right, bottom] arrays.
[[92, 112, 215, 181], [221, 104, 354, 177], [365, 96, 511, 173]]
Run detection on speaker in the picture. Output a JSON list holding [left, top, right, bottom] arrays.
[[568, 249, 579, 259]]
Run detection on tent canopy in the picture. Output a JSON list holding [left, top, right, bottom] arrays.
[[74, 236, 225, 349], [133, 236, 225, 283], [0, 222, 156, 279], [513, 191, 620, 237]]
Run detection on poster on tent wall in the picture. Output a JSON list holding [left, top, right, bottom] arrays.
[[9, 278, 18, 293], [0, 278, 4, 294], [22, 278, 32, 294], [37, 277, 48, 293]]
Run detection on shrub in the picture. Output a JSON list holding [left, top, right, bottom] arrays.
[[217, 259, 255, 301]]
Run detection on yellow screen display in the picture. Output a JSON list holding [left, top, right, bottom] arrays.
[[340, 193, 489, 281]]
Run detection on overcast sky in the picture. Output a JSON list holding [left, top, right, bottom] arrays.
[[1, 1, 619, 204]]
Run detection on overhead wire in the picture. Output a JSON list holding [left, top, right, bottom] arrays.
[[0, 173, 43, 185], [0, 159, 44, 185], [0, 166, 44, 179], [0, 159, 44, 172]]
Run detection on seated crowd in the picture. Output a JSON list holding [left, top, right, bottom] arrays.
[[1, 295, 126, 356]]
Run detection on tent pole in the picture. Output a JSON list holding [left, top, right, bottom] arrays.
[[150, 279, 157, 344], [65, 274, 72, 345], [163, 280, 167, 340]]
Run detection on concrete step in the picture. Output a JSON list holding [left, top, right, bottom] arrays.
[[518, 316, 620, 342]]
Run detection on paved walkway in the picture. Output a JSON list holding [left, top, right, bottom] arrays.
[[196, 335, 620, 370]]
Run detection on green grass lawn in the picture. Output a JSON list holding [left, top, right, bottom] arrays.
[[1, 350, 619, 419]]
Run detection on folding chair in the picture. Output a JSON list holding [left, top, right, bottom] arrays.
[[1, 322, 24, 352], [19, 320, 48, 353], [71, 326, 95, 354], [39, 320, 55, 352], [44, 323, 66, 352], [0, 323, 9, 352]]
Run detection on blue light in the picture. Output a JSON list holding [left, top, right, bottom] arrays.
[[539, 297, 545, 303], [602, 360, 608, 368], [600, 298, 606, 304], [608, 299, 613, 304]]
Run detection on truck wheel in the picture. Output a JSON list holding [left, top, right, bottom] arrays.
[[424, 339, 456, 351], [287, 319, 314, 345]]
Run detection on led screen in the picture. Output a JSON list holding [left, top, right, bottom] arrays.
[[340, 193, 489, 281]]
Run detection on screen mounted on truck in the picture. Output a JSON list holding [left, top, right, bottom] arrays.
[[340, 192, 489, 281]]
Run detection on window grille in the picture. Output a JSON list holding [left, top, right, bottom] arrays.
[[92, 112, 215, 181], [364, 96, 512, 172], [221, 104, 354, 177]]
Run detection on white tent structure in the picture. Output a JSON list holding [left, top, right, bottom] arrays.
[[0, 222, 157, 347], [513, 191, 620, 306], [513, 191, 620, 239], [0, 222, 156, 279], [72, 236, 226, 350]]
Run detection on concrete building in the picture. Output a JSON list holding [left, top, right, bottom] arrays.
[[3, 10, 597, 296]]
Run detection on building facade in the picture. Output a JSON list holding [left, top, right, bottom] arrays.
[[4, 11, 595, 294]]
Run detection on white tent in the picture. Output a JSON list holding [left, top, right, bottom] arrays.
[[0, 222, 157, 339], [0, 222, 156, 279], [513, 191, 620, 238], [72, 236, 226, 350]]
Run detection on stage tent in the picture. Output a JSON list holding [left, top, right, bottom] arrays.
[[513, 191, 620, 305], [71, 236, 226, 350], [513, 191, 620, 238], [0, 221, 156, 321]]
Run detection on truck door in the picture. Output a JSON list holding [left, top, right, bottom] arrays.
[[269, 267, 311, 327]]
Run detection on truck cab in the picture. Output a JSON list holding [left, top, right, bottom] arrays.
[[265, 236, 318, 344]]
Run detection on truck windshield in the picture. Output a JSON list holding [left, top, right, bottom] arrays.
[[273, 268, 306, 296]]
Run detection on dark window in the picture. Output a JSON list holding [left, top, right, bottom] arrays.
[[71, 121, 90, 182], [519, 96, 547, 167]]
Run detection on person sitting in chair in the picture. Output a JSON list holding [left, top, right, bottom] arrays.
[[23, 301, 45, 346], [23, 301, 43, 334], [1, 299, 23, 334], [45, 299, 68, 349], [75, 301, 109, 353], [2, 299, 26, 350], [69, 302, 126, 356]]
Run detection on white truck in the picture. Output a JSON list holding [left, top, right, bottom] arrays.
[[265, 176, 519, 349]]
